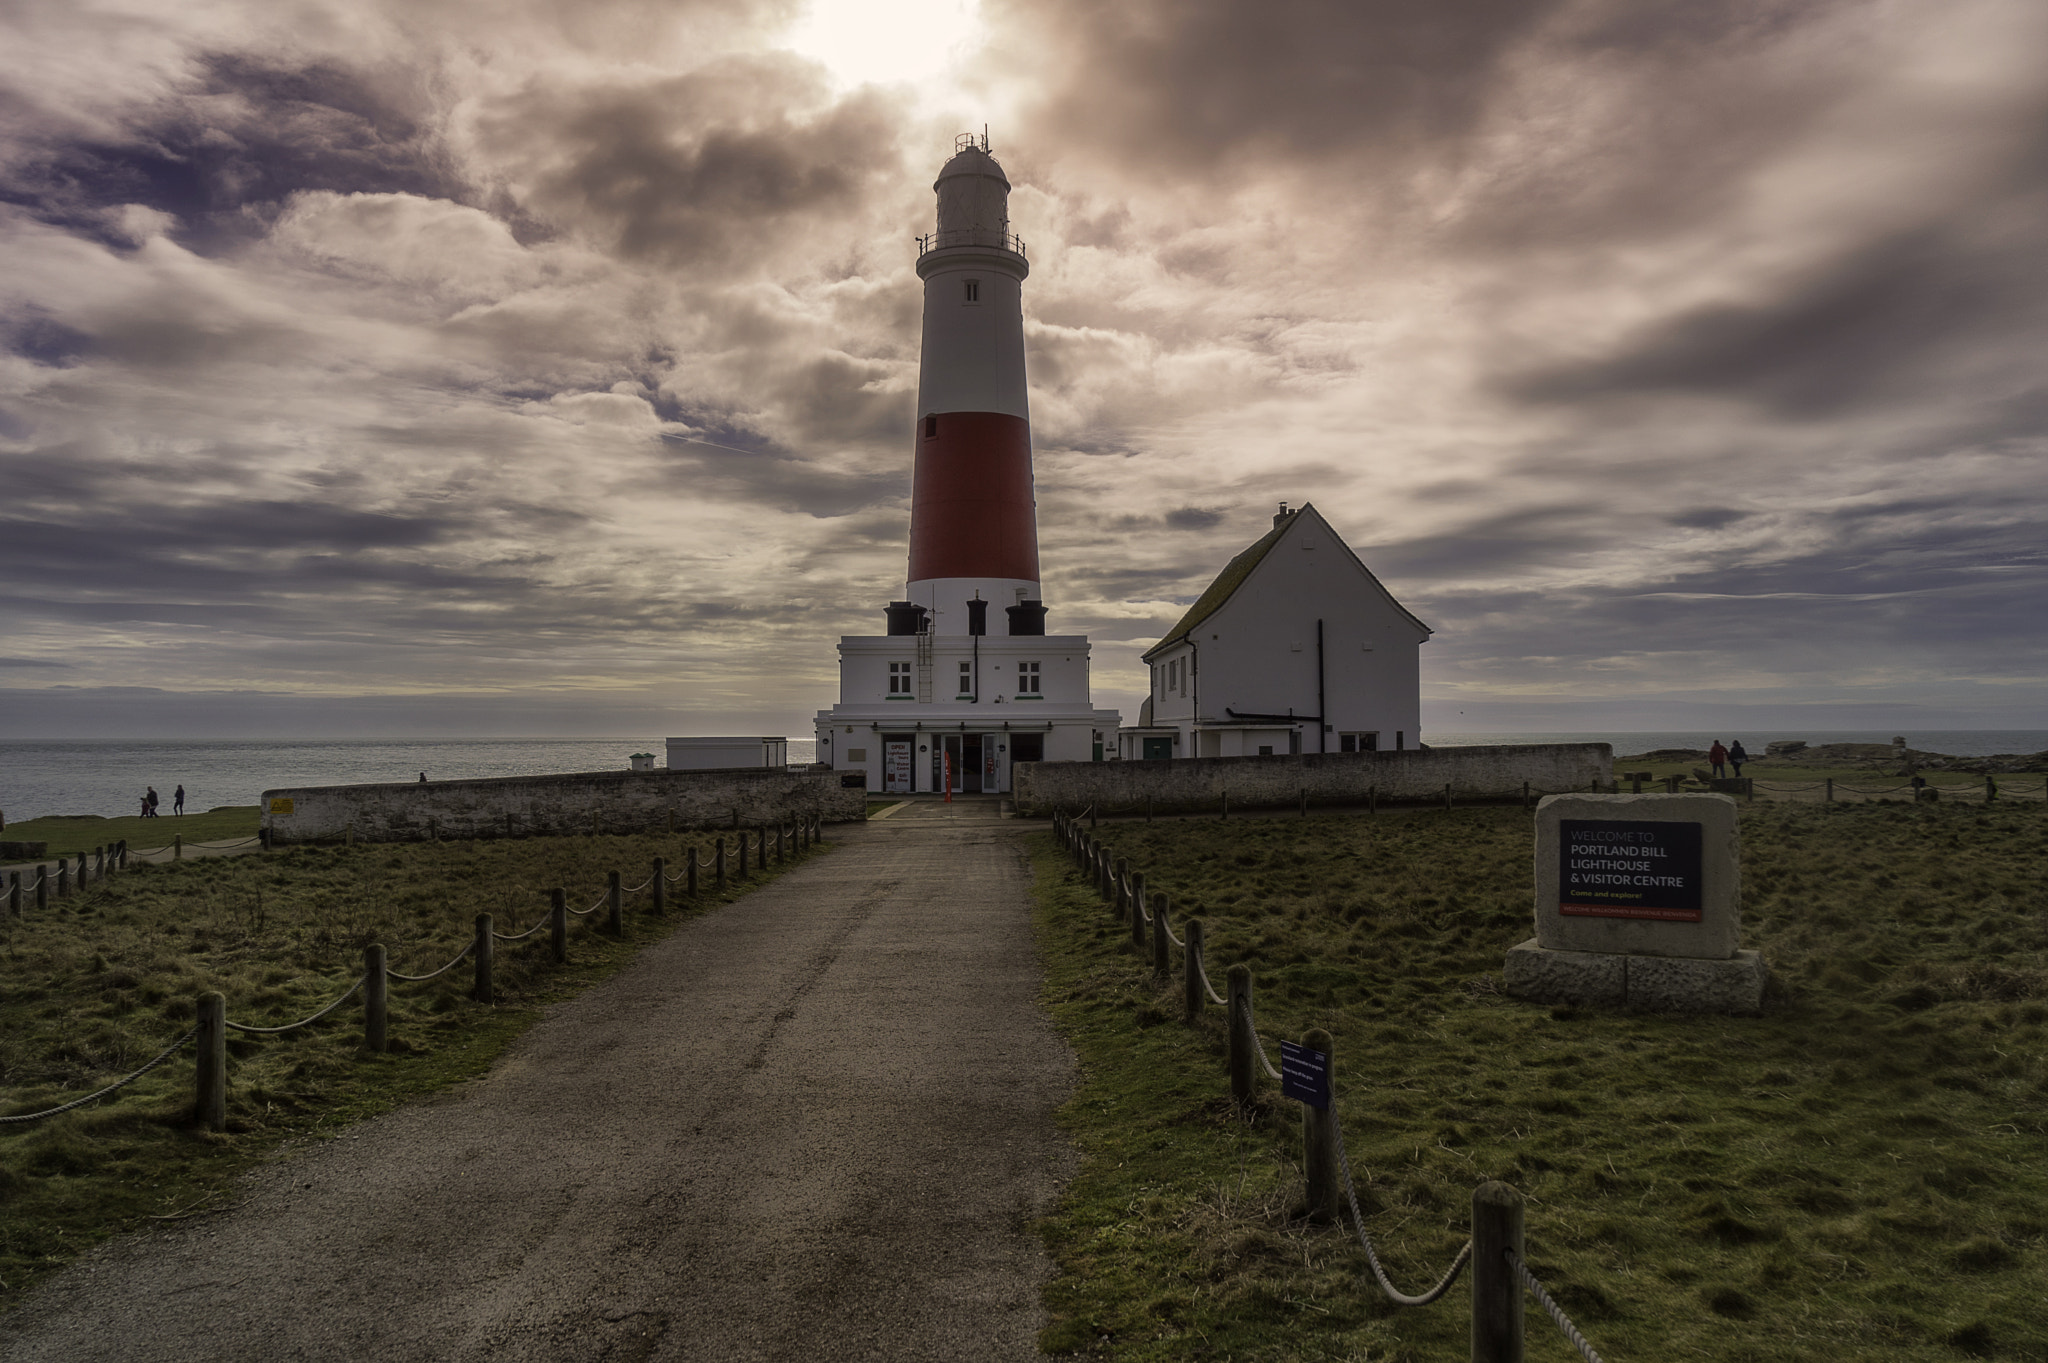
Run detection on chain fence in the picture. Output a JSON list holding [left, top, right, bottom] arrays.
[[1057, 808, 1618, 1360], [2, 815, 827, 1131]]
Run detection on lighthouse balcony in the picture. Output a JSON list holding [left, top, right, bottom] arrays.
[[917, 228, 1025, 259]]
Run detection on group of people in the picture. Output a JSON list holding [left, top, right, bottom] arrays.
[[138, 785, 185, 818], [1707, 740, 1749, 778]]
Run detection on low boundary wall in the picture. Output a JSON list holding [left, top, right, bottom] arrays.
[[262, 766, 866, 845], [1010, 744, 1611, 818]]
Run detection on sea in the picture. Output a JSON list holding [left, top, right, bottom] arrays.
[[2, 732, 2043, 824]]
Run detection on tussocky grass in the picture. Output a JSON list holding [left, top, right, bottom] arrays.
[[1027, 800, 2048, 1361], [0, 826, 827, 1314], [3, 807, 263, 860]]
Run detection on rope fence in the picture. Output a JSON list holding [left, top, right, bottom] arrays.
[[2, 814, 828, 1132], [1055, 808, 1617, 1361]]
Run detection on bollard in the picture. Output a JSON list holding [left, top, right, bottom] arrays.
[[195, 991, 227, 1132], [687, 846, 699, 898], [1369, 786, 1378, 815], [36, 865, 49, 912], [1152, 893, 1171, 977], [1129, 870, 1147, 947], [551, 888, 568, 963], [651, 857, 666, 914], [1227, 964, 1256, 1106], [607, 871, 623, 935], [174, 834, 182, 861], [1184, 918, 1206, 1021], [118, 840, 128, 869], [96, 845, 107, 878], [1522, 781, 1531, 809], [259, 827, 272, 852], [364, 944, 388, 1053], [1301, 1028, 1339, 1225], [1472, 1181, 1526, 1363], [474, 914, 494, 1002], [57, 857, 69, 899], [716, 836, 727, 892]]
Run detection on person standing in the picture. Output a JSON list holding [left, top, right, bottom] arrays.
[[1707, 741, 1728, 779], [1727, 741, 1748, 777], [144, 786, 160, 818], [173, 785, 186, 816]]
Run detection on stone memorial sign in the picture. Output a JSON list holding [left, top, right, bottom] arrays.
[[1507, 793, 1767, 1012]]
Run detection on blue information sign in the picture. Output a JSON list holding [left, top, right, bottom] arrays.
[[1279, 1040, 1330, 1110]]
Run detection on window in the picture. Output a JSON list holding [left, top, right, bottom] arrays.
[[924, 415, 937, 438], [1339, 732, 1379, 753], [1179, 658, 1187, 697], [1017, 661, 1041, 695], [958, 661, 973, 695], [1257, 745, 1274, 757], [888, 661, 911, 695], [964, 279, 980, 302]]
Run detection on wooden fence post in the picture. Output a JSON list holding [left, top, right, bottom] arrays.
[[1369, 787, 1378, 815], [736, 833, 751, 881], [1987, 774, 1998, 803], [1522, 781, 1531, 809], [119, 840, 129, 869], [687, 846, 699, 898], [551, 889, 567, 963], [1152, 893, 1171, 977], [474, 914, 494, 1003], [1302, 1027, 1339, 1224], [1472, 1181, 1525, 1363], [364, 944, 388, 1053], [1228, 964, 1256, 1106], [56, 857, 69, 898], [1444, 783, 1453, 810], [36, 865, 48, 912], [1130, 870, 1148, 946], [1184, 918, 1205, 1021], [195, 991, 227, 1131], [1825, 778, 1834, 803], [8, 872, 19, 918], [651, 857, 666, 915], [96, 846, 107, 878], [506, 812, 515, 840], [756, 826, 767, 872], [607, 871, 623, 934], [173, 834, 182, 861], [775, 823, 785, 863], [716, 836, 727, 892]]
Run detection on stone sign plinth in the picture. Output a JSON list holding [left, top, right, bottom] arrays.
[[1505, 793, 1767, 1012]]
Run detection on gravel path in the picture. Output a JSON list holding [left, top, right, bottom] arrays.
[[0, 800, 1075, 1361]]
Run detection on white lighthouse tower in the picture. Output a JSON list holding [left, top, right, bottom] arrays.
[[815, 134, 1121, 796]]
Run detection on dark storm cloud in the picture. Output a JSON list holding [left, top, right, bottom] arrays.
[[3, 53, 458, 255], [657, 432, 905, 519]]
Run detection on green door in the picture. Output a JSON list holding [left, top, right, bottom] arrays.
[[1142, 737, 1173, 761]]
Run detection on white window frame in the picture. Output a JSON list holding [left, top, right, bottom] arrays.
[[1017, 661, 1042, 696], [888, 661, 912, 695]]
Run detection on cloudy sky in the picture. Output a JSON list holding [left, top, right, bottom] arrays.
[[3, 0, 2045, 740]]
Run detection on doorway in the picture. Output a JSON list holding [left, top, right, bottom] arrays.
[[883, 737, 913, 793], [1141, 736, 1172, 761]]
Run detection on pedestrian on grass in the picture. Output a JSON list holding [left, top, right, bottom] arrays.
[[173, 785, 185, 816], [1728, 741, 1748, 777], [139, 792, 151, 818], [144, 786, 160, 818], [1707, 741, 1728, 779]]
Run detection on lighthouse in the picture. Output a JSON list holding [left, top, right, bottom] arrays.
[[815, 134, 1121, 796]]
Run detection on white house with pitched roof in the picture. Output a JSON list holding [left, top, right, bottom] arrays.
[[1120, 503, 1430, 761]]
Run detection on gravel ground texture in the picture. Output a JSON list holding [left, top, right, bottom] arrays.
[[0, 799, 1075, 1362]]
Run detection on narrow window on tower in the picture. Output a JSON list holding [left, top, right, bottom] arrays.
[[924, 415, 937, 438], [1017, 661, 1041, 696], [964, 279, 980, 302]]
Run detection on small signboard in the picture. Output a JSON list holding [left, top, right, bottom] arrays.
[[1559, 818, 1703, 921], [1279, 1040, 1330, 1110], [268, 797, 294, 816]]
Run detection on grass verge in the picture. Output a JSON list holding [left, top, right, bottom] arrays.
[[0, 827, 828, 1313], [1029, 801, 2048, 1361], [4, 808, 262, 859]]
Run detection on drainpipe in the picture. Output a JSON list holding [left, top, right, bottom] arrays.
[[1317, 618, 1326, 753]]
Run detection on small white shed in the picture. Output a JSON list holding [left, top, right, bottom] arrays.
[[666, 737, 790, 771]]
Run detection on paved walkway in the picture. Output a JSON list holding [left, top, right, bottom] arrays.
[[0, 803, 1075, 1362]]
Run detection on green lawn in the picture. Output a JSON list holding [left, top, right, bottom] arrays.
[[1031, 800, 2048, 1361], [3, 807, 262, 859], [0, 827, 828, 1312]]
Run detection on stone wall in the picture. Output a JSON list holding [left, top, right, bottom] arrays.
[[1010, 744, 1610, 817], [261, 766, 867, 845]]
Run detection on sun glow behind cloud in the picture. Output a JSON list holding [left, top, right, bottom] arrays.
[[781, 0, 987, 92]]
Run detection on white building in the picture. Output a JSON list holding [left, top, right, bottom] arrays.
[[1122, 503, 1430, 760], [816, 135, 1120, 795]]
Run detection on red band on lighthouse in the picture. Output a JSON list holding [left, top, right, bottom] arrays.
[[908, 411, 1039, 583]]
